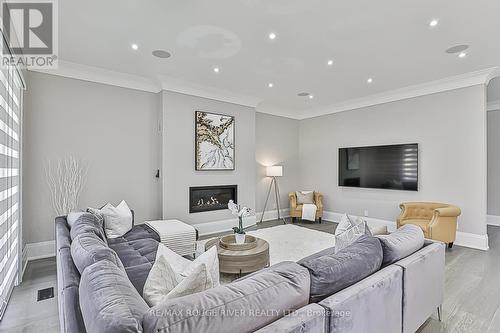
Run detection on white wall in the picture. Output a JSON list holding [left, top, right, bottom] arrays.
[[299, 85, 488, 238], [255, 112, 300, 218], [23, 72, 162, 244], [488, 109, 500, 216], [161, 91, 256, 231]]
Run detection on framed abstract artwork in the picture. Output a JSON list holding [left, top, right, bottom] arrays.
[[195, 111, 235, 170]]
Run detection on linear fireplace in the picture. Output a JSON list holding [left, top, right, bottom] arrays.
[[189, 185, 238, 213]]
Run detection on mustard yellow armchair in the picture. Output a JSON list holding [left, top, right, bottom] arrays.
[[397, 202, 461, 248], [288, 192, 323, 223]]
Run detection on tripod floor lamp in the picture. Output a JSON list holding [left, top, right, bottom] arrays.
[[260, 165, 286, 224]]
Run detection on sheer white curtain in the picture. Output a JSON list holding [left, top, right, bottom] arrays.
[[0, 43, 24, 319]]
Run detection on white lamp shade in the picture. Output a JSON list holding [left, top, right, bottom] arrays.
[[266, 165, 283, 177]]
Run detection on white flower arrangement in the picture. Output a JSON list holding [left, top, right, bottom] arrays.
[[228, 200, 251, 234]]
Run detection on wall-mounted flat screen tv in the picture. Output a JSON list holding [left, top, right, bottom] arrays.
[[338, 143, 418, 191]]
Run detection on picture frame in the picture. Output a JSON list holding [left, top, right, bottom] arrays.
[[195, 111, 235, 171]]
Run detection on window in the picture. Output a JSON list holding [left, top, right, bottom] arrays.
[[0, 42, 24, 319]]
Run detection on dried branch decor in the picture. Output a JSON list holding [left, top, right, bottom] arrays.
[[45, 157, 88, 216]]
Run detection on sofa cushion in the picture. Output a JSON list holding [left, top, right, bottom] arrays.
[[399, 219, 430, 233], [70, 213, 106, 243], [108, 230, 159, 295], [67, 211, 86, 228], [376, 224, 425, 265], [298, 235, 383, 303], [71, 233, 124, 275], [143, 261, 310, 333], [79, 260, 150, 333]]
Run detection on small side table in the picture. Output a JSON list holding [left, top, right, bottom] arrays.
[[205, 236, 270, 276]]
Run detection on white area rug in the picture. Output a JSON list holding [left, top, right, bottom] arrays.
[[247, 224, 335, 264]]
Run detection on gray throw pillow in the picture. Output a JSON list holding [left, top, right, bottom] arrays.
[[296, 191, 314, 204], [70, 213, 107, 243], [376, 224, 424, 265], [298, 235, 383, 303], [66, 210, 86, 228], [71, 233, 125, 275], [335, 215, 370, 253]]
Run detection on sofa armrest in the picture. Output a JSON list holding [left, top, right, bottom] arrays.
[[288, 192, 297, 209], [319, 266, 402, 333], [394, 242, 445, 333], [434, 206, 461, 218], [314, 192, 323, 210]]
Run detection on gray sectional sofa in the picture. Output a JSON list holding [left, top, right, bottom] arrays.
[[56, 214, 445, 333]]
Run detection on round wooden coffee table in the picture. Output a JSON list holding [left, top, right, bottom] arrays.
[[205, 235, 269, 276]]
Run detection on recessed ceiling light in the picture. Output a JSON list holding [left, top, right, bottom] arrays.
[[367, 78, 373, 84], [131, 43, 139, 50], [308, 95, 314, 99], [327, 59, 334, 66], [429, 19, 439, 27], [268, 32, 277, 40], [297, 92, 310, 97], [268, 83, 273, 88], [458, 52, 467, 58], [152, 50, 171, 58], [213, 67, 220, 73]]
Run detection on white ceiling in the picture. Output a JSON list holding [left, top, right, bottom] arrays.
[[57, 0, 500, 118]]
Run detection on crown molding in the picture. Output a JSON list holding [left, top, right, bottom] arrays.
[[29, 61, 500, 117], [29, 61, 261, 108], [158, 74, 260, 108], [488, 99, 500, 112], [29, 60, 162, 93], [296, 67, 500, 120]]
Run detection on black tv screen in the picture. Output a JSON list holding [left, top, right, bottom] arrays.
[[338, 143, 418, 191]]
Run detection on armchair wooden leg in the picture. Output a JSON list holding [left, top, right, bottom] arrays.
[[318, 217, 322, 224], [437, 305, 442, 321], [448, 242, 453, 249]]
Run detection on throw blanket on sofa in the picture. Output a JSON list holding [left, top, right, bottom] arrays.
[[302, 204, 317, 221], [145, 220, 196, 256]]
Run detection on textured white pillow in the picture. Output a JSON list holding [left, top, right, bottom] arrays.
[[182, 246, 220, 287], [143, 244, 216, 306], [100, 200, 133, 239]]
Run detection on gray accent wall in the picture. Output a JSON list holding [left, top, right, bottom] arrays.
[[488, 110, 500, 216], [299, 85, 488, 236], [23, 72, 162, 244], [161, 90, 256, 225], [255, 112, 300, 216]]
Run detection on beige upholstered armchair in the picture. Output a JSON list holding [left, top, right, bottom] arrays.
[[288, 192, 323, 223], [397, 202, 461, 248]]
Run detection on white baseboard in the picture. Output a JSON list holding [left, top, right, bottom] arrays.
[[455, 232, 489, 251], [193, 216, 257, 237], [487, 215, 500, 227], [24, 240, 56, 261], [256, 209, 290, 223], [324, 210, 488, 251]]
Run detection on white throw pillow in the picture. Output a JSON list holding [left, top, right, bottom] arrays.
[[99, 200, 133, 239], [182, 246, 220, 287], [143, 244, 217, 306]]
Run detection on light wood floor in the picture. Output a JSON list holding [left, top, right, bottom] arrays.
[[1, 220, 499, 332]]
